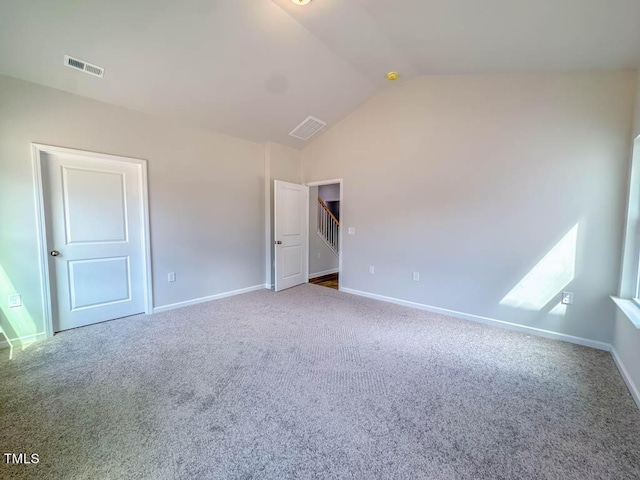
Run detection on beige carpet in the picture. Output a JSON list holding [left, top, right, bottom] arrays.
[[1, 284, 639, 479]]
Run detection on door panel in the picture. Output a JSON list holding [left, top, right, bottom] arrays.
[[283, 246, 303, 278], [63, 167, 128, 244], [281, 186, 302, 235], [43, 152, 145, 332], [274, 180, 308, 292], [68, 257, 131, 310]]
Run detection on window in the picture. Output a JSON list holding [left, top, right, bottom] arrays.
[[614, 136, 640, 328]]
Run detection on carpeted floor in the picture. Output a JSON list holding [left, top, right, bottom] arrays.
[[1, 284, 639, 479]]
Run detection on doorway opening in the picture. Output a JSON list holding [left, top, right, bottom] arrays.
[[307, 180, 342, 291]]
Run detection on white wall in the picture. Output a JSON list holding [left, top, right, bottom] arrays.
[[0, 74, 265, 343], [309, 186, 339, 277], [302, 71, 636, 344], [611, 68, 640, 406], [265, 142, 302, 287]]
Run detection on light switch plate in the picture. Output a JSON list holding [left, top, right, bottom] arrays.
[[561, 291, 573, 305], [168, 272, 176, 282], [8, 294, 22, 308], [348, 227, 355, 235]]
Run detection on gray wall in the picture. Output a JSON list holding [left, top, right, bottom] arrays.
[[318, 184, 340, 202], [302, 71, 637, 344], [309, 185, 339, 277], [612, 308, 640, 402], [0, 74, 265, 341]]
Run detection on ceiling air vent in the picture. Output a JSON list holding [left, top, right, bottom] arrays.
[[289, 116, 326, 141], [64, 55, 104, 78]]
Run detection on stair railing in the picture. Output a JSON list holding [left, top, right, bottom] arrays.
[[317, 197, 339, 256]]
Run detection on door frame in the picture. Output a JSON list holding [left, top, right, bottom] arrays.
[[305, 178, 343, 291], [31, 143, 153, 338]]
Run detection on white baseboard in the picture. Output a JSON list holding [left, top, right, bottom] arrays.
[[611, 347, 640, 410], [153, 284, 266, 314], [0, 331, 47, 348], [0, 332, 47, 359], [309, 268, 339, 279], [340, 287, 611, 351], [0, 326, 9, 350]]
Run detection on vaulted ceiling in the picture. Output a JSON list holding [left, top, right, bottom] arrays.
[[1, 0, 639, 148]]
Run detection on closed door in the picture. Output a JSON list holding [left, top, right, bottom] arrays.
[[274, 180, 308, 292], [42, 151, 146, 332]]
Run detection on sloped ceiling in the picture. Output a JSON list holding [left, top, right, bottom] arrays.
[[1, 0, 639, 148]]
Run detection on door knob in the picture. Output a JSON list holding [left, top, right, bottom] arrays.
[[50, 250, 60, 257], [275, 241, 282, 245]]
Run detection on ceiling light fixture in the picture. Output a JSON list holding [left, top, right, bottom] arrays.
[[386, 71, 399, 81], [292, 0, 312, 5]]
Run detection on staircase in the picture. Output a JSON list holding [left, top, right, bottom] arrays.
[[317, 197, 339, 256]]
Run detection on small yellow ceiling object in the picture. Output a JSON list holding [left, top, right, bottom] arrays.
[[292, 0, 312, 5], [386, 71, 399, 81]]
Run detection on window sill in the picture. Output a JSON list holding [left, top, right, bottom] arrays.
[[611, 296, 640, 329]]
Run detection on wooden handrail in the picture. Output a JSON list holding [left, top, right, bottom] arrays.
[[318, 197, 339, 226]]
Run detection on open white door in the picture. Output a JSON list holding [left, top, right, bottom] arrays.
[[274, 180, 308, 292]]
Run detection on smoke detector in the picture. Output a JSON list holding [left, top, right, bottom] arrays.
[[64, 55, 104, 78], [289, 116, 326, 141]]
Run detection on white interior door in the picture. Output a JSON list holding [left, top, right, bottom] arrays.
[[42, 151, 146, 332], [274, 180, 308, 292]]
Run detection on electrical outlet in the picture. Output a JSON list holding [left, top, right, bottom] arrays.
[[168, 272, 176, 282], [561, 291, 573, 305], [8, 294, 22, 308], [348, 227, 356, 235], [369, 266, 375, 274], [413, 272, 420, 282]]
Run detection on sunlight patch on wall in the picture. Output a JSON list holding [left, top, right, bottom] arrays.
[[500, 224, 578, 311], [548, 302, 568, 316], [0, 264, 39, 340]]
